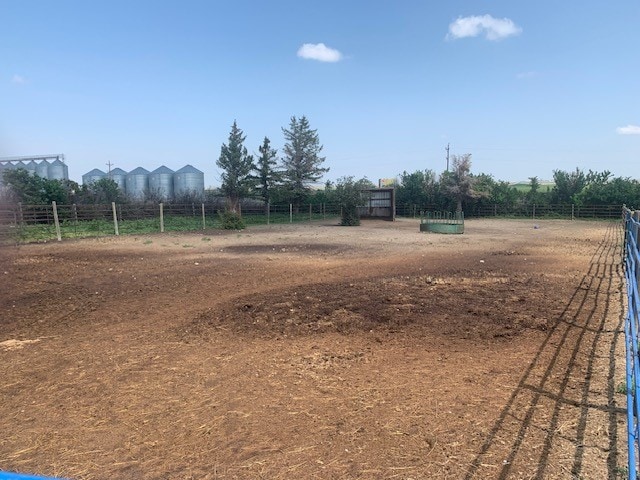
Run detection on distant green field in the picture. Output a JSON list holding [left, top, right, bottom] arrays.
[[510, 182, 555, 193]]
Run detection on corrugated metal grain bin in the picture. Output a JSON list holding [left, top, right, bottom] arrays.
[[82, 168, 107, 185], [35, 160, 49, 178], [148, 165, 174, 200], [173, 164, 205, 198], [125, 167, 150, 200], [108, 167, 127, 192], [24, 160, 38, 175], [48, 159, 68, 180]]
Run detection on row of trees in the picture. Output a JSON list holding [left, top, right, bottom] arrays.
[[216, 116, 328, 215], [394, 161, 640, 213], [2, 112, 639, 222]]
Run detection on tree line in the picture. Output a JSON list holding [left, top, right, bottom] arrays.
[[2, 114, 639, 220], [393, 161, 640, 214]]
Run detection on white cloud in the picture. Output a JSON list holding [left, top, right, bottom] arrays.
[[447, 15, 522, 41], [617, 125, 640, 135], [297, 43, 343, 62], [11, 74, 26, 84]]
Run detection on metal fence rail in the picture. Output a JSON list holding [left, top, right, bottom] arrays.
[[623, 206, 640, 479]]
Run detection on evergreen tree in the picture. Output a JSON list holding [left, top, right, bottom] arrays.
[[217, 121, 254, 213], [252, 136, 281, 213], [281, 115, 328, 210]]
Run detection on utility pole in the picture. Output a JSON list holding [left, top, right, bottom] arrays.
[[445, 143, 450, 171], [106, 160, 114, 177]]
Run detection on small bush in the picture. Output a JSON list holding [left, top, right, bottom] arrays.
[[219, 211, 245, 230], [341, 207, 360, 226]]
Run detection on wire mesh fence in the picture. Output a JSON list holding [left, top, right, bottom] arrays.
[[0, 201, 625, 245], [396, 203, 623, 220], [0, 202, 343, 245]]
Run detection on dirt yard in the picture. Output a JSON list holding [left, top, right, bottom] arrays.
[[0, 218, 628, 479]]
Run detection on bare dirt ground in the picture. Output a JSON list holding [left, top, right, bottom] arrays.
[[0, 218, 628, 479]]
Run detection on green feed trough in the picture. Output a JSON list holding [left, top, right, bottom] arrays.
[[420, 211, 464, 234]]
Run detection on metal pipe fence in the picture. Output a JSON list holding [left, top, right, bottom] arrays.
[[623, 206, 640, 479]]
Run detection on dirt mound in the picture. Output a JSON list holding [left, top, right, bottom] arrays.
[[186, 272, 552, 339]]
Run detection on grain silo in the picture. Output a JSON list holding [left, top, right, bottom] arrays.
[[35, 160, 49, 178], [173, 165, 205, 198], [24, 160, 38, 175], [82, 168, 107, 185], [48, 158, 67, 180], [148, 166, 174, 200], [108, 167, 127, 192], [125, 167, 149, 200]]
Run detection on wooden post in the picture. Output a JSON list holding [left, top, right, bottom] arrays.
[[323, 203, 326, 219], [201, 203, 206, 230], [71, 203, 78, 236], [111, 202, 119, 236], [532, 204, 536, 219], [290, 204, 293, 223], [18, 202, 24, 226], [267, 202, 270, 225], [52, 201, 62, 241], [160, 203, 164, 233], [494, 204, 497, 216], [571, 204, 575, 221], [309, 204, 312, 221]]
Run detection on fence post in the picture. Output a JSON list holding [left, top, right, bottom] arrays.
[[290, 204, 293, 223], [201, 203, 206, 230], [571, 204, 575, 221], [532, 204, 536, 219], [52, 201, 62, 241], [309, 204, 312, 221], [160, 203, 164, 233], [112, 202, 119, 236], [494, 204, 497, 216], [323, 203, 326, 219], [634, 211, 640, 252], [267, 202, 270, 225]]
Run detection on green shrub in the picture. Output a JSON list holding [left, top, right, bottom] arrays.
[[219, 211, 245, 230], [340, 206, 360, 226]]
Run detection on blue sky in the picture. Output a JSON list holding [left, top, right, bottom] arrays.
[[2, 0, 638, 187]]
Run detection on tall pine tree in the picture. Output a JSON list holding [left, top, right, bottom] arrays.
[[281, 115, 328, 210], [252, 136, 281, 213], [217, 121, 254, 213]]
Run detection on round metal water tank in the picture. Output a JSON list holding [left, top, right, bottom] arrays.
[[48, 159, 67, 180], [125, 167, 150, 200], [35, 160, 49, 178], [148, 166, 174, 201], [82, 168, 107, 185], [174, 165, 205, 198], [108, 167, 127, 192]]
